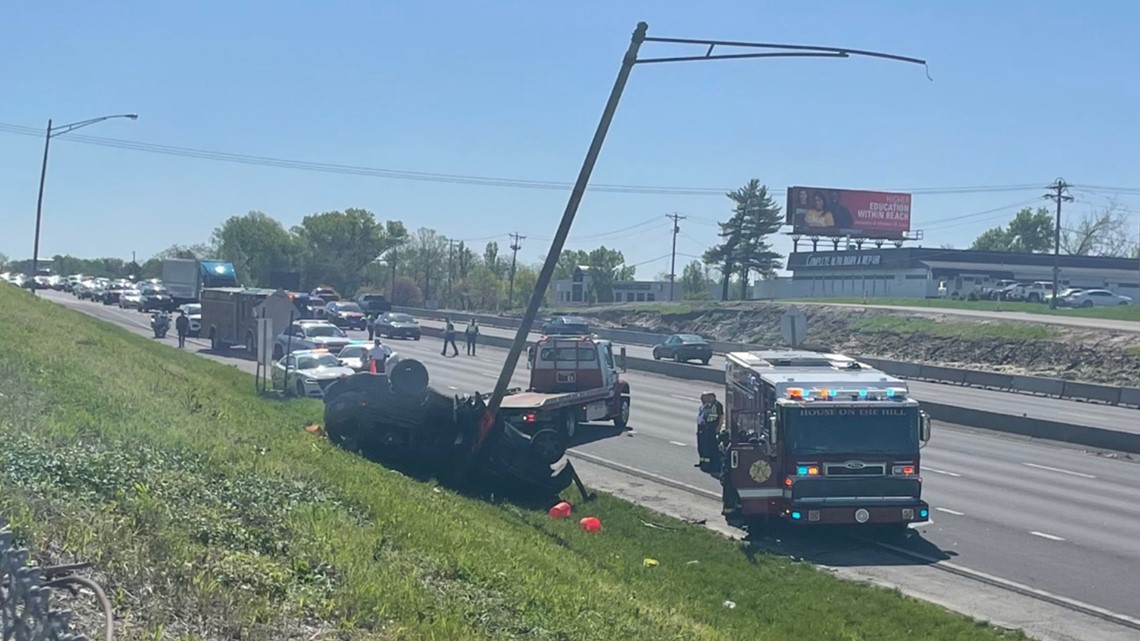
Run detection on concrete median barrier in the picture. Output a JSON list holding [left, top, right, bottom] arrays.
[[417, 323, 1140, 454], [1119, 387, 1140, 408], [399, 306, 1136, 409]]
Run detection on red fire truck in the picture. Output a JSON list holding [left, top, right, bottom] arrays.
[[500, 334, 631, 438], [720, 350, 932, 531]]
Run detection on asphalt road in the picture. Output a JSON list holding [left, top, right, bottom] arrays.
[[43, 291, 1140, 622], [416, 319, 1140, 434]]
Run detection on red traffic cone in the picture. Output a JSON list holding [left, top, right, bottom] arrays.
[[579, 516, 602, 533], [548, 501, 573, 519]]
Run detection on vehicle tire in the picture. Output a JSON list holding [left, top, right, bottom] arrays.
[[652, 349, 661, 360], [295, 380, 306, 398], [413, 335, 420, 341], [701, 358, 710, 366], [1120, 301, 1130, 306], [612, 395, 631, 430], [1082, 300, 1093, 308], [562, 410, 577, 439], [674, 353, 683, 363], [1028, 293, 1040, 303]]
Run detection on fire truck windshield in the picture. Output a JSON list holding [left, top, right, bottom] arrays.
[[783, 405, 918, 456]]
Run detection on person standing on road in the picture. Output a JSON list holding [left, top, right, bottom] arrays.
[[365, 338, 392, 374], [175, 310, 190, 348], [441, 317, 459, 357], [465, 319, 479, 356], [366, 313, 375, 341], [695, 391, 724, 471]]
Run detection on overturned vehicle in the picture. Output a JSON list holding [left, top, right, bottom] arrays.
[[321, 358, 578, 495]]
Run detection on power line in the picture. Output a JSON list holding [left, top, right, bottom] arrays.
[[0, 121, 1093, 197]]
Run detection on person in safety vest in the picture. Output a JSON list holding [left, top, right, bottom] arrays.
[[364, 338, 393, 374], [695, 391, 724, 471]]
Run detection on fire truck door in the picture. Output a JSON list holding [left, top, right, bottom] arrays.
[[727, 410, 782, 509]]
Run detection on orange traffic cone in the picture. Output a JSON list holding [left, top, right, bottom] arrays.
[[579, 516, 602, 533], [369, 358, 378, 374], [548, 501, 573, 519]]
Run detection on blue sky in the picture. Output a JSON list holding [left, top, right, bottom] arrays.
[[2, 1, 1138, 276]]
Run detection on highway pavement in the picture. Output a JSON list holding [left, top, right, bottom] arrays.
[[416, 318, 1140, 434], [43, 291, 1140, 624]]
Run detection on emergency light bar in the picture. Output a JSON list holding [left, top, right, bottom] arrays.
[[785, 386, 907, 401]]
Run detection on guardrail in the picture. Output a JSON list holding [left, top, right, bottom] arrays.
[[396, 306, 1140, 409]]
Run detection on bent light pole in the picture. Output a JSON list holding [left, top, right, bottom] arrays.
[[30, 113, 139, 294], [473, 21, 930, 452]]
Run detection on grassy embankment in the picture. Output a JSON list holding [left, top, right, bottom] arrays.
[[0, 285, 1026, 641], [849, 315, 1058, 341]]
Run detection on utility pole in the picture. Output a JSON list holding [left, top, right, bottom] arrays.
[[666, 213, 685, 301], [507, 232, 525, 309], [1043, 178, 1073, 309]]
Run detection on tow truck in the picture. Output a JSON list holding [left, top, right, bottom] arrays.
[[500, 334, 631, 438], [720, 350, 932, 532]]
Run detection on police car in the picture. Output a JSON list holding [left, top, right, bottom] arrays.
[[271, 348, 356, 398]]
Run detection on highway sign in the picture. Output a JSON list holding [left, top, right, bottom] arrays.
[[781, 306, 807, 348]]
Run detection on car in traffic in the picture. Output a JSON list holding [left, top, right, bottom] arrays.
[[271, 349, 356, 398], [325, 301, 368, 330], [180, 303, 202, 337], [273, 320, 353, 359], [1061, 288, 1132, 308], [541, 315, 591, 336], [373, 312, 422, 340], [356, 292, 392, 316], [119, 288, 145, 310], [310, 286, 340, 302], [99, 284, 128, 306], [140, 285, 177, 312], [652, 333, 714, 365]]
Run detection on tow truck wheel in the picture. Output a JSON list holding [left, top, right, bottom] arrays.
[[562, 411, 577, 439], [613, 396, 630, 429]]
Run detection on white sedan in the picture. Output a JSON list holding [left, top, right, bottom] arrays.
[[271, 349, 356, 398], [1062, 289, 1132, 308]]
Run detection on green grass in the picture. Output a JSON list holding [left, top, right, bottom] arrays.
[[1126, 346, 1140, 358], [0, 285, 1026, 641], [850, 314, 1056, 340], [785, 296, 1140, 321]]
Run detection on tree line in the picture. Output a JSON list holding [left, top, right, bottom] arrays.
[[970, 202, 1140, 257], [0, 177, 793, 307]]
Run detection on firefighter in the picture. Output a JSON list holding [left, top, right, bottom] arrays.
[[695, 391, 724, 471]]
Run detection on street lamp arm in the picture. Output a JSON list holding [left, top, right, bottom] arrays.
[[51, 114, 138, 138], [641, 36, 930, 78], [638, 51, 848, 65]]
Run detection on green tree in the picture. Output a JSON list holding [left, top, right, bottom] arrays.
[[703, 179, 784, 299], [388, 275, 423, 306], [211, 211, 301, 286], [970, 207, 1053, 252], [680, 260, 712, 299], [0, 252, 8, 270], [1061, 199, 1137, 257], [463, 265, 504, 310], [483, 241, 501, 277], [510, 265, 541, 308], [401, 228, 448, 304], [156, 243, 216, 260], [292, 208, 407, 294]]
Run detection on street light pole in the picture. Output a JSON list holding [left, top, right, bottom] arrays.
[[471, 21, 930, 454], [30, 113, 138, 294]]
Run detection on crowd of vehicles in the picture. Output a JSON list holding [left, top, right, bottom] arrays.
[[966, 279, 1134, 306]]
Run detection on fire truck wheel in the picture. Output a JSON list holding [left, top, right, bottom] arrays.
[[612, 396, 631, 429]]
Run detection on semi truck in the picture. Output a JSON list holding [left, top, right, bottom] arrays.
[[499, 334, 631, 438], [162, 258, 239, 305], [719, 349, 932, 533]]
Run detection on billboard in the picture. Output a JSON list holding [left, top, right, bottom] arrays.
[[786, 186, 912, 239]]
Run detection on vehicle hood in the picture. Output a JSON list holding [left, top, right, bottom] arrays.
[[300, 366, 357, 380], [310, 336, 351, 346], [389, 322, 419, 328]]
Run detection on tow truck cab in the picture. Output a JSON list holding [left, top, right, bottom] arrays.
[[503, 334, 631, 438], [722, 350, 932, 530]]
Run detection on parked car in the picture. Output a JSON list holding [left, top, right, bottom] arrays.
[[1061, 289, 1132, 308], [310, 286, 340, 303], [271, 349, 356, 398], [273, 320, 352, 359], [334, 341, 372, 372], [1045, 287, 1083, 307], [652, 334, 714, 365], [325, 301, 368, 330], [180, 303, 202, 337], [541, 316, 591, 336], [373, 312, 422, 340]]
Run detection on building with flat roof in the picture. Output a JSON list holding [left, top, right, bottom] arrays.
[[750, 247, 1140, 300]]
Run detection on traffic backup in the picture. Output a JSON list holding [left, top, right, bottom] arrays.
[[719, 350, 932, 531]]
